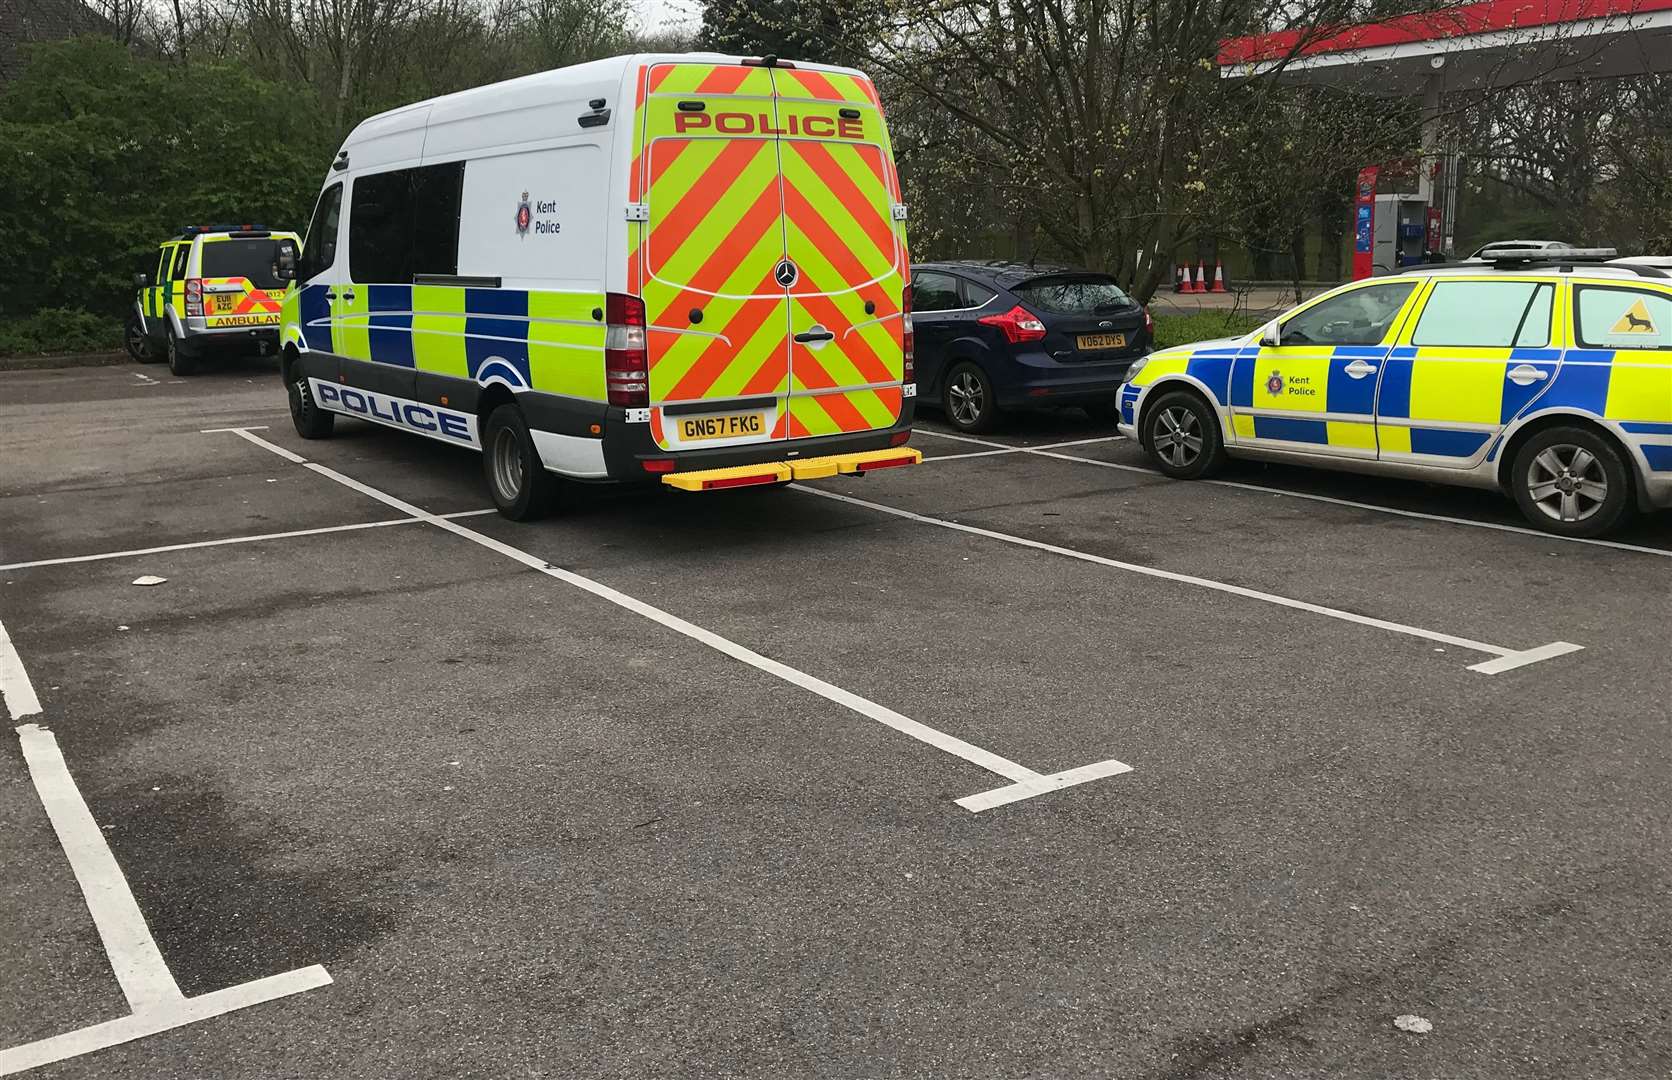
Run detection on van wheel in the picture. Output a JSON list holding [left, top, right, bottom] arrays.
[[166, 329, 197, 376], [1142, 390, 1226, 479], [1510, 426, 1632, 537], [943, 362, 998, 433], [287, 372, 335, 439], [483, 404, 558, 521], [125, 314, 158, 363]]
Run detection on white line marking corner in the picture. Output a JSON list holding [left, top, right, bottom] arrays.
[[1465, 641, 1584, 674], [958, 758, 1134, 813]]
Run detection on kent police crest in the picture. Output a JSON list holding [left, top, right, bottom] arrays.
[[515, 191, 532, 237], [1266, 370, 1284, 395]]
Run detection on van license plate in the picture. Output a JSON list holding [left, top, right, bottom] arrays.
[[1077, 333, 1125, 351], [679, 413, 765, 442]]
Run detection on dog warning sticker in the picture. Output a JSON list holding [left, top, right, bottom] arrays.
[[1611, 298, 1658, 335]]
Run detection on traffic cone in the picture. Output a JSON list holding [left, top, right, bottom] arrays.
[[1173, 264, 1186, 293], [1195, 262, 1210, 294], [1211, 260, 1228, 293]]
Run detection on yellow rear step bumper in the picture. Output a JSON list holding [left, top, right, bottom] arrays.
[[661, 447, 922, 491]]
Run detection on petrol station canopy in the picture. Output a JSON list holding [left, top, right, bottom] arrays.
[[1217, 0, 1672, 92]]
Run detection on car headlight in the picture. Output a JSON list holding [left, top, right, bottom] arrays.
[[1121, 356, 1147, 384]]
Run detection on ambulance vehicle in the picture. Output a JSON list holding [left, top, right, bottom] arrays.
[[276, 53, 919, 519], [127, 225, 299, 375], [1117, 251, 1672, 537]]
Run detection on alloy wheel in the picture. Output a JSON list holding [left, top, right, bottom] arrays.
[[1151, 405, 1203, 469], [1526, 443, 1608, 524], [948, 371, 984, 428]]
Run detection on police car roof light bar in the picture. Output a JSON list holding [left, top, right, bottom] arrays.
[[1486, 247, 1618, 267]]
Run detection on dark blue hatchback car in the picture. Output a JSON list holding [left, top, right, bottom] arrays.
[[910, 261, 1153, 432]]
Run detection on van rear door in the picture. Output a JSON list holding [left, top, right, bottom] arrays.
[[773, 68, 907, 440], [635, 61, 790, 450], [197, 234, 287, 330], [633, 60, 908, 451]]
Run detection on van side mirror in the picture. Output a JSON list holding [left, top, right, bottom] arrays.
[[134, 273, 149, 288], [1259, 321, 1280, 347], [273, 238, 299, 282]]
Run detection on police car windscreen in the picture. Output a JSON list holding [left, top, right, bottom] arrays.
[[201, 239, 284, 289], [1011, 276, 1134, 315]]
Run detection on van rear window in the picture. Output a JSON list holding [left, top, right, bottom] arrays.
[[201, 239, 284, 289], [1011, 276, 1133, 315]]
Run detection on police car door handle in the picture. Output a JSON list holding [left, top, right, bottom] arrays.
[[1344, 360, 1379, 378], [1508, 364, 1549, 386]]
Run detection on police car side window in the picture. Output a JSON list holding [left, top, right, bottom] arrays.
[[299, 183, 343, 283], [1575, 286, 1672, 351], [1411, 281, 1552, 348], [1280, 282, 1415, 346]]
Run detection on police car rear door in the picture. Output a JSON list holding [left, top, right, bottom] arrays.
[[1376, 276, 1559, 468]]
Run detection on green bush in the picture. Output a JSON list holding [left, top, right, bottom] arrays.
[[0, 308, 123, 356], [1151, 311, 1268, 350]]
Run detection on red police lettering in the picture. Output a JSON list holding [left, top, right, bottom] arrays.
[[673, 112, 711, 134], [838, 118, 863, 140], [715, 112, 753, 134], [802, 116, 835, 137]]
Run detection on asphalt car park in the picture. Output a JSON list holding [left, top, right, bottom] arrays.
[[3, 362, 1671, 1079]]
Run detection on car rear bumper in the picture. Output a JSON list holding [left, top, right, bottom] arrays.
[[597, 399, 916, 483], [993, 352, 1146, 407], [180, 326, 280, 355]]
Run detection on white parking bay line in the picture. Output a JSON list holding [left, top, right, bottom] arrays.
[[0, 511, 498, 573], [213, 427, 1128, 812], [1, 722, 330, 1076], [919, 435, 1126, 463], [913, 427, 1672, 559], [0, 613, 42, 721], [798, 486, 1583, 674]]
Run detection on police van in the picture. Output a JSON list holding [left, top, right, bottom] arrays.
[[127, 225, 300, 375], [275, 52, 919, 519], [1117, 251, 1672, 537]]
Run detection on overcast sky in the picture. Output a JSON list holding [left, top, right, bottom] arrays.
[[635, 0, 700, 34]]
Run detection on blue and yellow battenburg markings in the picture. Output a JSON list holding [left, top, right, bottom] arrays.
[[287, 283, 608, 400], [1122, 334, 1672, 470]]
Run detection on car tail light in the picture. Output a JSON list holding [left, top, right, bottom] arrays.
[[185, 278, 203, 317], [979, 305, 1047, 344], [901, 283, 915, 383], [1143, 305, 1154, 336], [604, 292, 648, 407]]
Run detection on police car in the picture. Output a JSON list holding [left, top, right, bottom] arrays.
[[1117, 250, 1672, 537], [127, 225, 299, 375]]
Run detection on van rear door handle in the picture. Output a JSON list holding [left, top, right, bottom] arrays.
[[1508, 363, 1550, 386], [794, 328, 834, 344]]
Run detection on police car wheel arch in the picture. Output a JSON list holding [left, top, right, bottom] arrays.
[[1496, 408, 1656, 508], [1509, 425, 1634, 534], [1135, 374, 1229, 442], [1143, 387, 1227, 479]]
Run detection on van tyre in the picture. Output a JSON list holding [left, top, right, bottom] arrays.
[[125, 313, 158, 363], [287, 372, 335, 439], [483, 404, 558, 521], [166, 328, 197, 376], [943, 362, 998, 433], [1510, 426, 1632, 538], [1143, 390, 1226, 479]]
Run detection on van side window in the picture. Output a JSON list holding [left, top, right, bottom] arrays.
[[1575, 286, 1672, 350], [299, 182, 343, 283], [1411, 281, 1553, 348], [349, 163, 463, 284]]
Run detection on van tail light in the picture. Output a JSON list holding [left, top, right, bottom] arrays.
[[901, 283, 914, 383], [185, 278, 203, 317], [604, 292, 648, 407], [979, 305, 1047, 344]]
